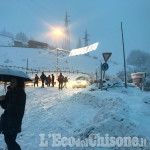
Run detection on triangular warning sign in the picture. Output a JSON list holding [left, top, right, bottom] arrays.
[[102, 53, 112, 62]]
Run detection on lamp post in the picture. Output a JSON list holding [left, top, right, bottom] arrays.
[[54, 29, 62, 76]]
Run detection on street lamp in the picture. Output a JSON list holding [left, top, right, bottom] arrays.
[[54, 29, 62, 76]]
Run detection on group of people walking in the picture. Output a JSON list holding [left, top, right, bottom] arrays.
[[34, 72, 68, 89], [34, 72, 55, 88]]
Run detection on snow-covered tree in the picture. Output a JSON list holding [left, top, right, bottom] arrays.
[[127, 49, 150, 67], [15, 32, 28, 42]]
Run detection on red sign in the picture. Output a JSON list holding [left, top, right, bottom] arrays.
[[102, 53, 112, 62]]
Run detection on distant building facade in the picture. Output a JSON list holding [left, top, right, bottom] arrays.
[[14, 40, 28, 47], [14, 41, 23, 47], [28, 40, 49, 49]]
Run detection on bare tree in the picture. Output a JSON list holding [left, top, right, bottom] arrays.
[[76, 37, 82, 48], [127, 49, 150, 67], [15, 32, 28, 42]]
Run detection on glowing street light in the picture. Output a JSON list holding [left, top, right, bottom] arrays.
[[54, 29, 62, 35]]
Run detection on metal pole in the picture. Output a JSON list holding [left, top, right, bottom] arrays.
[[103, 71, 105, 79], [100, 62, 103, 90], [57, 35, 58, 77], [121, 22, 127, 88], [99, 62, 103, 90]]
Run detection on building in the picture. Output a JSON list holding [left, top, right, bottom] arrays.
[[28, 40, 49, 49], [14, 41, 23, 47]]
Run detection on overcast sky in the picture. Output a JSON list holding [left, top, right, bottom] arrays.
[[0, 0, 150, 60]]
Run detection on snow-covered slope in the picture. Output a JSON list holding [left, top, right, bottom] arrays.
[[0, 46, 131, 78], [0, 35, 14, 46]]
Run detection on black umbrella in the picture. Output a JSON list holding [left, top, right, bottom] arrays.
[[0, 67, 32, 82]]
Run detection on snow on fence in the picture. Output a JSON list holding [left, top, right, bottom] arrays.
[[0, 65, 88, 75]]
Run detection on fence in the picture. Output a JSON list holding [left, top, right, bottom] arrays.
[[0, 64, 89, 76]]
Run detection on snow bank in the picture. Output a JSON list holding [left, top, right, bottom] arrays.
[[0, 35, 14, 46]]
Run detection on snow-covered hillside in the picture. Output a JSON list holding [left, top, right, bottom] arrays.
[[0, 35, 14, 46], [0, 46, 131, 79]]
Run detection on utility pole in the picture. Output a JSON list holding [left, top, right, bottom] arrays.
[[83, 30, 90, 56], [62, 11, 70, 51], [57, 35, 58, 76], [121, 22, 127, 88], [83, 30, 90, 47], [77, 37, 82, 48]]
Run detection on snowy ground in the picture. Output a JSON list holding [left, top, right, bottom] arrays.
[[0, 84, 150, 150]]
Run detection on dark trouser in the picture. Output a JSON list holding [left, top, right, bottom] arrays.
[[34, 82, 38, 87], [63, 82, 67, 88], [42, 81, 44, 88], [59, 83, 63, 90], [52, 81, 54, 87], [47, 82, 51, 87], [4, 133, 21, 150]]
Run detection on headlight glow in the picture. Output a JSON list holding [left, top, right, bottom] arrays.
[[82, 81, 87, 85], [72, 81, 76, 85]]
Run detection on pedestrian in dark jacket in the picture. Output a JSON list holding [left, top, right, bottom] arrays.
[[34, 74, 39, 87], [51, 74, 55, 87], [63, 76, 68, 88], [58, 73, 64, 90], [0, 78, 26, 150], [40, 72, 46, 88], [47, 75, 51, 87]]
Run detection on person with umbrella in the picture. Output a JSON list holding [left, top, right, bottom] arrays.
[[0, 78, 26, 150], [0, 67, 32, 150]]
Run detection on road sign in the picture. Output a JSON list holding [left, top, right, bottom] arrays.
[[102, 63, 109, 71], [102, 53, 112, 62]]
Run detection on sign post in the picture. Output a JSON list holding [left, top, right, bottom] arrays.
[[99, 62, 103, 90], [131, 72, 146, 91], [102, 53, 112, 79]]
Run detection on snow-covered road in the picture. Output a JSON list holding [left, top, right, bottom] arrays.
[[0, 85, 150, 150]]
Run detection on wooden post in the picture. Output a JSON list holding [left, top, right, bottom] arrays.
[[121, 22, 127, 88], [99, 62, 103, 90]]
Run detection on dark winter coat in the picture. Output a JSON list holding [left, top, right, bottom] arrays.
[[0, 88, 26, 134], [40, 74, 46, 82], [35, 75, 39, 83], [58, 75, 64, 83], [52, 75, 54, 82], [64, 77, 68, 83], [47, 76, 51, 82]]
